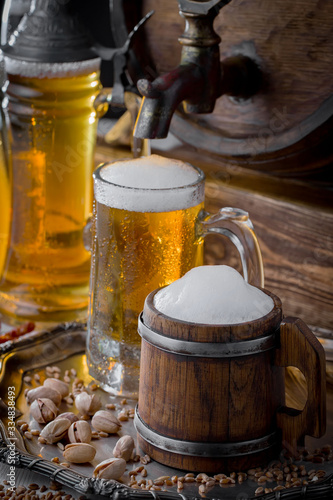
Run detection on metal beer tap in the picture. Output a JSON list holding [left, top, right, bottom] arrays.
[[93, 10, 154, 157], [133, 0, 262, 139]]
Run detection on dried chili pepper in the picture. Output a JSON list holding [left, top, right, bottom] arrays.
[[0, 322, 35, 344]]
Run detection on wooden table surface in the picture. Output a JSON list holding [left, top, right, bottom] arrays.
[[1, 379, 332, 496]]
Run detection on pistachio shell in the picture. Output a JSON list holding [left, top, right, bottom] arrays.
[[74, 391, 101, 416], [26, 386, 62, 406], [68, 420, 92, 444], [91, 410, 121, 434], [40, 417, 71, 444], [63, 443, 96, 463], [93, 457, 126, 480], [30, 398, 59, 424], [54, 412, 79, 424], [113, 435, 135, 462], [43, 378, 69, 398]]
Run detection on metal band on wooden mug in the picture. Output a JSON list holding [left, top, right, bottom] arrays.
[[134, 408, 278, 458], [138, 314, 277, 358]]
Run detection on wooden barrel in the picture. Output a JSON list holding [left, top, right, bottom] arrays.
[[112, 0, 333, 176], [135, 287, 326, 473]]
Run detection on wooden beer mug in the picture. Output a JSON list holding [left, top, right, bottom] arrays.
[[135, 286, 326, 472]]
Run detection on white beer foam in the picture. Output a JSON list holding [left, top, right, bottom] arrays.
[[4, 57, 101, 78], [154, 265, 274, 324], [95, 155, 204, 212]]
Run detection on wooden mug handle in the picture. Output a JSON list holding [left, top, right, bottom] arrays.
[[275, 317, 326, 453]]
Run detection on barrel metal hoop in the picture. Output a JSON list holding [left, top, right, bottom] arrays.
[[138, 314, 277, 358], [134, 407, 278, 458]]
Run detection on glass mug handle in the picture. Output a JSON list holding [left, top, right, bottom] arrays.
[[200, 207, 264, 287]]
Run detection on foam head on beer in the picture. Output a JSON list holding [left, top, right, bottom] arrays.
[[153, 265, 274, 324], [4, 57, 101, 78], [96, 155, 204, 212]]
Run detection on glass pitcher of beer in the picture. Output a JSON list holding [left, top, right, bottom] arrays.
[[0, 0, 106, 323], [0, 51, 11, 279]]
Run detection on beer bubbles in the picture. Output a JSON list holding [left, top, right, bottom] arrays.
[[154, 265, 274, 324]]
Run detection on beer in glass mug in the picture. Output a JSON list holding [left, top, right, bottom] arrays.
[[87, 155, 264, 397]]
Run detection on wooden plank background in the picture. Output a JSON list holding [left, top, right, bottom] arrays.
[[204, 181, 333, 331]]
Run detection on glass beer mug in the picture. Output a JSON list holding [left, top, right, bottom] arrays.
[[86, 155, 264, 398], [0, 0, 106, 322]]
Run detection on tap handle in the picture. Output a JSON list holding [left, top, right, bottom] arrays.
[[94, 10, 154, 107], [178, 0, 232, 15], [94, 10, 154, 61]]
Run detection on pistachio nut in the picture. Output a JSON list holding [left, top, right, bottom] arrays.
[[30, 398, 59, 424], [63, 443, 96, 463], [91, 410, 121, 434], [72, 378, 86, 396], [40, 417, 71, 444], [74, 391, 101, 416], [54, 412, 79, 424], [26, 386, 62, 406], [68, 420, 92, 444], [113, 435, 135, 462], [43, 378, 69, 398], [93, 457, 126, 480]]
